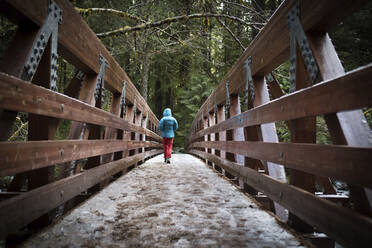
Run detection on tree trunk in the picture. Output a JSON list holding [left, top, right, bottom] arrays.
[[140, 52, 150, 101]]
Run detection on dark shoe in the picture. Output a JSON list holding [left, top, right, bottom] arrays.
[[166, 158, 171, 164], [164, 158, 167, 163]]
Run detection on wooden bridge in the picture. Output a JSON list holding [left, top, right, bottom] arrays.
[[0, 0, 371, 247]]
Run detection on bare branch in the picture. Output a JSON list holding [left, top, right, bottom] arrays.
[[75, 8, 261, 38], [217, 18, 245, 51], [76, 7, 142, 22]]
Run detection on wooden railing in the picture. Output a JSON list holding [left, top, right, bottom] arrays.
[[0, 0, 162, 236], [188, 0, 372, 247]]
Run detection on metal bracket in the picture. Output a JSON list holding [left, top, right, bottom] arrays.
[[22, 0, 62, 91], [120, 80, 127, 115], [287, 0, 319, 92], [94, 54, 108, 105], [75, 70, 85, 81], [244, 56, 255, 107], [225, 81, 230, 117], [133, 95, 137, 115], [266, 72, 274, 83]]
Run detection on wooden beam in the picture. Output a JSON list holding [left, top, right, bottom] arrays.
[[253, 76, 288, 222], [189, 141, 372, 188], [123, 105, 134, 159], [192, 0, 369, 123], [287, 44, 316, 232], [0, 149, 162, 235], [0, 22, 38, 141], [101, 94, 121, 165], [0, 140, 161, 176], [0, 0, 158, 126], [0, 72, 162, 142], [190, 64, 372, 141], [189, 149, 372, 248], [266, 73, 336, 194], [309, 32, 372, 216]]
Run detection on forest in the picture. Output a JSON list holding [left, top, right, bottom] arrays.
[[0, 0, 371, 150]]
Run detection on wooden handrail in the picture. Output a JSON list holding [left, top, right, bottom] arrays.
[[0, 0, 162, 236], [1, 0, 158, 125], [0, 140, 161, 176], [190, 141, 372, 188], [188, 0, 372, 246], [0, 149, 162, 235], [189, 149, 372, 247], [191, 0, 368, 129], [0, 73, 161, 141], [190, 64, 372, 141]]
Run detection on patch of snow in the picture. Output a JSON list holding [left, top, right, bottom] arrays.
[[22, 154, 308, 248]]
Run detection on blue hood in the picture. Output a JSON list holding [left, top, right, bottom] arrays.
[[163, 108, 172, 117]]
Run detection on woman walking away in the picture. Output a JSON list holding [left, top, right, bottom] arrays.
[[159, 108, 178, 163]]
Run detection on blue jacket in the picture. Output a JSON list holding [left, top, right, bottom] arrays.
[[159, 108, 178, 138]]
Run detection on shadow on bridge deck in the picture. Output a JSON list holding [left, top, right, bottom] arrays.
[[22, 154, 309, 248]]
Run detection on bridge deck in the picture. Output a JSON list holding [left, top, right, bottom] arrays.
[[23, 154, 308, 248]]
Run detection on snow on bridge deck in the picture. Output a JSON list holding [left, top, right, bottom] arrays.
[[23, 154, 308, 248]]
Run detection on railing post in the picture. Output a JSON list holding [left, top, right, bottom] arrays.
[[134, 111, 142, 165], [26, 41, 58, 227], [208, 111, 215, 169], [122, 104, 134, 168], [253, 76, 288, 222], [287, 43, 317, 232], [203, 114, 208, 163], [216, 105, 226, 175], [309, 33, 372, 216], [228, 95, 245, 187], [0, 23, 39, 141]]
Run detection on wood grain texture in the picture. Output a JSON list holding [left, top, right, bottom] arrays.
[[190, 64, 372, 141], [0, 72, 162, 142], [190, 0, 369, 127], [189, 149, 372, 248], [0, 140, 161, 176], [0, 149, 162, 235], [189, 141, 372, 188], [1, 0, 158, 125]]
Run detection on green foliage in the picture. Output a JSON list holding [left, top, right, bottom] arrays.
[[0, 16, 16, 63], [1, 0, 370, 150]]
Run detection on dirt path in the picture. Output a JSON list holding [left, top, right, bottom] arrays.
[[23, 154, 307, 248]]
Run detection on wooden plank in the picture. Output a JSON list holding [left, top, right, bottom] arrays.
[[57, 73, 98, 179], [229, 95, 244, 165], [189, 141, 372, 188], [190, 64, 372, 141], [101, 94, 121, 164], [216, 105, 226, 175], [0, 140, 161, 176], [253, 76, 287, 222], [229, 95, 244, 187], [1, 0, 158, 126], [189, 149, 372, 248], [309, 32, 372, 215], [123, 105, 134, 159], [208, 112, 215, 168], [26, 40, 58, 227], [0, 22, 38, 141], [267, 73, 336, 194], [0, 149, 162, 235], [0, 72, 162, 142], [191, 0, 369, 123], [134, 112, 142, 155], [287, 45, 316, 232]]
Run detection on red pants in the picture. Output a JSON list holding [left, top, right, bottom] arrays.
[[163, 138, 174, 158]]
